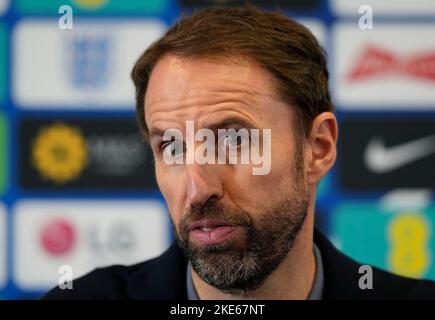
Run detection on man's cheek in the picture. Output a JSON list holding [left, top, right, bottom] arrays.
[[154, 165, 174, 196]]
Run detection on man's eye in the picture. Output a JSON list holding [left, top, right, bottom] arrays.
[[221, 132, 249, 148], [162, 140, 184, 158]]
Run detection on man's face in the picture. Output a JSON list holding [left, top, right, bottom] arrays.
[[145, 55, 310, 293]]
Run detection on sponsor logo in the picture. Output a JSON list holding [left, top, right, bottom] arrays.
[[339, 119, 435, 190], [20, 118, 157, 191], [331, 203, 435, 280], [40, 219, 76, 256], [364, 135, 435, 174], [347, 46, 435, 83], [65, 33, 111, 90], [13, 19, 166, 108], [0, 204, 6, 288], [32, 122, 88, 185], [333, 23, 435, 108], [13, 200, 169, 289]]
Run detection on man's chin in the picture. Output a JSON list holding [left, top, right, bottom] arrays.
[[188, 238, 243, 256], [190, 252, 267, 293], [187, 240, 246, 270]]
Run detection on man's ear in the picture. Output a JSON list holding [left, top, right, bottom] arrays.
[[305, 112, 338, 185]]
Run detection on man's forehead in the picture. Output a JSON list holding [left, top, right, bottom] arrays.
[[144, 54, 280, 112]]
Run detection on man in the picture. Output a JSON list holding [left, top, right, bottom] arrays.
[[43, 6, 435, 300]]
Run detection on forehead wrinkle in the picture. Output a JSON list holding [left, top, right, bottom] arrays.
[[149, 108, 259, 136], [146, 86, 267, 113], [148, 104, 265, 140], [146, 91, 269, 128], [196, 109, 261, 131], [206, 85, 277, 101]]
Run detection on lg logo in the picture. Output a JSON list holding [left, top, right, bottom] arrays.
[[40, 219, 76, 256], [40, 219, 137, 257], [88, 222, 137, 255]]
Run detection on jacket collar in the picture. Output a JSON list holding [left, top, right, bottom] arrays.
[[313, 229, 370, 299]]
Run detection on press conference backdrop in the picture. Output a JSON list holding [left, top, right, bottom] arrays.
[[0, 0, 435, 299]]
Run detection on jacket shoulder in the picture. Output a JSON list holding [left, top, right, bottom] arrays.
[[370, 266, 435, 299], [41, 261, 149, 300], [41, 242, 188, 300], [314, 229, 435, 299]]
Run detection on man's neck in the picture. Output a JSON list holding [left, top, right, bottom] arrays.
[[191, 219, 316, 300]]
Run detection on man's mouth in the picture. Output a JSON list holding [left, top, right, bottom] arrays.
[[188, 219, 240, 246]]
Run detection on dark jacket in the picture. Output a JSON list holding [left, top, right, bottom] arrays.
[[42, 229, 435, 300]]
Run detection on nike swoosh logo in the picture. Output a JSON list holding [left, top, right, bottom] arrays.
[[364, 134, 435, 174]]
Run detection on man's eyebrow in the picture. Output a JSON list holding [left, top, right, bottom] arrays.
[[203, 117, 257, 132], [148, 127, 166, 141], [148, 117, 258, 141]]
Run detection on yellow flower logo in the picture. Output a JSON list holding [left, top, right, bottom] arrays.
[[32, 123, 88, 184]]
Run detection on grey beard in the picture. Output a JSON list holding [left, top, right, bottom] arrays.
[[175, 197, 308, 294]]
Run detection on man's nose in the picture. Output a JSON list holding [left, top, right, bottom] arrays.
[[185, 163, 224, 208]]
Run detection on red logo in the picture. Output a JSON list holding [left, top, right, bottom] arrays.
[[347, 46, 435, 82], [40, 219, 76, 256]]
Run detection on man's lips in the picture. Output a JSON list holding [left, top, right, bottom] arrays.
[[188, 219, 235, 232], [188, 219, 240, 245]]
